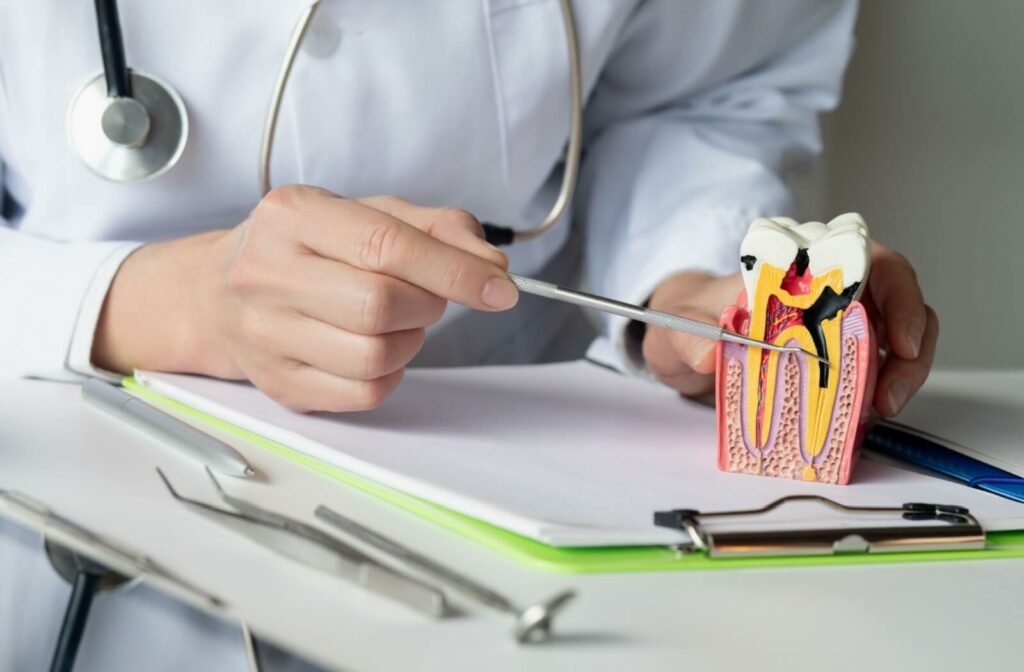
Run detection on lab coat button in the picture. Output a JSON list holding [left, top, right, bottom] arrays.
[[303, 16, 342, 58]]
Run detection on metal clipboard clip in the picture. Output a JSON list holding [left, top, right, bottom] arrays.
[[653, 495, 986, 558]]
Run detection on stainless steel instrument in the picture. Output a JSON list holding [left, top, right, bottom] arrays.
[[0, 488, 222, 607], [654, 495, 987, 558], [507, 273, 831, 366], [315, 505, 575, 644], [83, 379, 256, 478], [157, 468, 448, 618]]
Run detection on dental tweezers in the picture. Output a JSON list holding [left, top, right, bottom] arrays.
[[507, 273, 830, 366], [157, 468, 448, 618]]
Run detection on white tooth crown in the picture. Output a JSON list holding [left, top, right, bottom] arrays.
[[739, 213, 870, 303]]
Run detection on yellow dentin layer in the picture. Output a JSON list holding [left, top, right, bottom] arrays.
[[745, 266, 845, 478]]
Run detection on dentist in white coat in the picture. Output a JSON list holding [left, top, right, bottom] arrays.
[[0, 1, 938, 669]]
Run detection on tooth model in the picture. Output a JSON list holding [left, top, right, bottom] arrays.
[[716, 214, 877, 485]]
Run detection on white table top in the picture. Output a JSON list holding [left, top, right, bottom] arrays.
[[2, 371, 1023, 671]]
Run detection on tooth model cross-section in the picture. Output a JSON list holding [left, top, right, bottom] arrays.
[[716, 214, 877, 485]]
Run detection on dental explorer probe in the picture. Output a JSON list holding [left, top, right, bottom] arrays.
[[506, 273, 831, 367]]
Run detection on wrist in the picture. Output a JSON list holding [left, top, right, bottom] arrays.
[[91, 230, 230, 375]]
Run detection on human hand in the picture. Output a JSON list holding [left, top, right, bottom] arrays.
[[92, 186, 517, 412], [858, 240, 939, 416], [640, 271, 741, 399], [642, 239, 938, 416]]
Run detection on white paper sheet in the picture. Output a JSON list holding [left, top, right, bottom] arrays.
[[895, 370, 1024, 477], [135, 362, 1024, 546]]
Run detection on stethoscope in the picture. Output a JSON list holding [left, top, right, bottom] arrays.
[[68, 0, 583, 247]]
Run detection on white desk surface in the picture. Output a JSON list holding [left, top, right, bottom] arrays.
[[2, 370, 1023, 672]]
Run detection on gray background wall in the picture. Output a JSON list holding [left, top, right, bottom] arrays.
[[792, 0, 1023, 369]]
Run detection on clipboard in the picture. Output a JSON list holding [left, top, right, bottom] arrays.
[[653, 496, 986, 557], [122, 378, 1024, 574]]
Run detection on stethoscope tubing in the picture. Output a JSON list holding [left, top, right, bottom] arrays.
[[93, 0, 131, 98], [73, 0, 583, 247], [259, 1, 323, 197]]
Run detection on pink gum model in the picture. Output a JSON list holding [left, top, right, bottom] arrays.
[[715, 292, 877, 485]]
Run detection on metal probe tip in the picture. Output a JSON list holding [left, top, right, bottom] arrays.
[[794, 349, 831, 367], [803, 350, 832, 367], [721, 331, 831, 367], [506, 272, 832, 368]]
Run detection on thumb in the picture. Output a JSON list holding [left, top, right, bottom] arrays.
[[642, 308, 720, 380], [670, 325, 718, 376]]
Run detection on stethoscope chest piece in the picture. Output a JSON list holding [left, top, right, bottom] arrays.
[[69, 69, 188, 182]]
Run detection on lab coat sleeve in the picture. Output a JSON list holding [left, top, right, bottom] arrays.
[[0, 199, 140, 381], [578, 0, 857, 374]]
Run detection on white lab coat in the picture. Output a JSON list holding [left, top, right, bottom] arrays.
[[0, 0, 856, 669]]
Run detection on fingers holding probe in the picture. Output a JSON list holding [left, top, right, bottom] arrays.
[[92, 186, 518, 413]]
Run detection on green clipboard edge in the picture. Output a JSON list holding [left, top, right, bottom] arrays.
[[124, 378, 1024, 574]]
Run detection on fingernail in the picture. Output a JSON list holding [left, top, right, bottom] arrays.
[[688, 339, 717, 367], [887, 380, 911, 414], [482, 276, 518, 309], [905, 319, 925, 359]]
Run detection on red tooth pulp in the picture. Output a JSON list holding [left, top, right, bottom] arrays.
[[764, 295, 805, 341], [781, 261, 813, 295]]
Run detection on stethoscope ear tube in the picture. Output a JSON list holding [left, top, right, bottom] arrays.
[[93, 0, 131, 99]]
